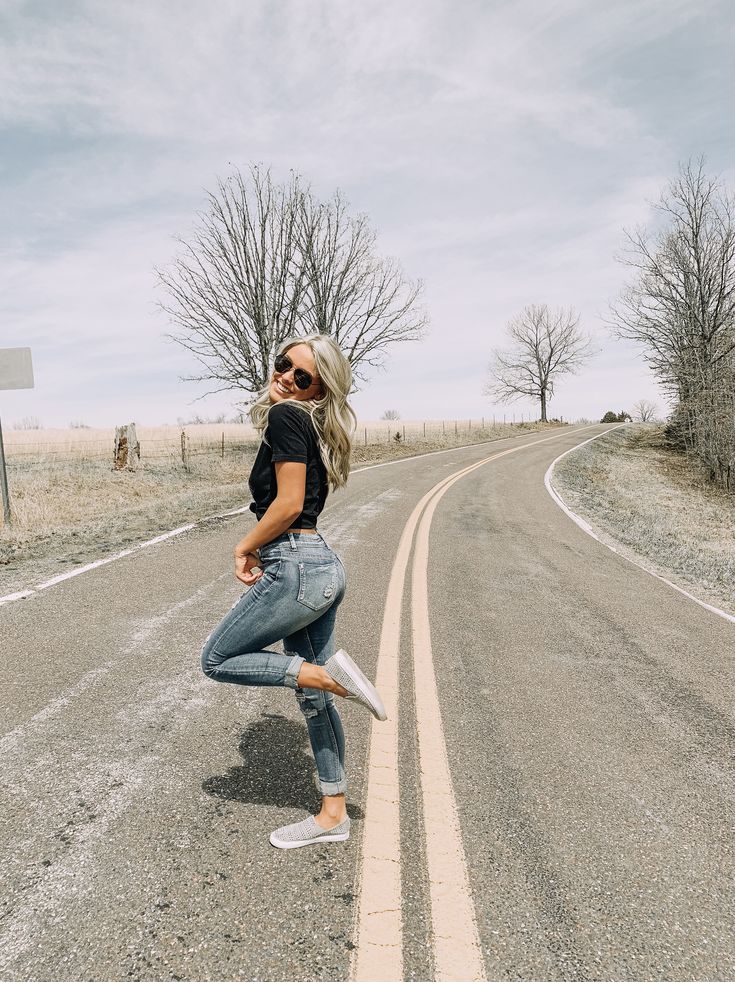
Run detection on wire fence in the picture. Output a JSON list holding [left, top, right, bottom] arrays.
[[4, 416, 556, 462]]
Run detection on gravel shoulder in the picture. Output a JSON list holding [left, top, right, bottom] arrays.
[[552, 424, 735, 618]]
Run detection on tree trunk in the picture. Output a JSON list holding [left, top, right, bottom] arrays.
[[540, 388, 548, 423]]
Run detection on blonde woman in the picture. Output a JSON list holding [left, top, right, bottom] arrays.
[[201, 334, 386, 849]]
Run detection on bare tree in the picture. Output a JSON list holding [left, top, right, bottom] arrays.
[[381, 409, 400, 420], [632, 399, 657, 422], [610, 158, 735, 402], [485, 304, 593, 422], [157, 165, 427, 400], [610, 158, 735, 488]]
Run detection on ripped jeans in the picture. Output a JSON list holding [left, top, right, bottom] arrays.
[[200, 530, 348, 795]]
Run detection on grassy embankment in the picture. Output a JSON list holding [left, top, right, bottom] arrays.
[[0, 419, 561, 594], [552, 424, 735, 616]]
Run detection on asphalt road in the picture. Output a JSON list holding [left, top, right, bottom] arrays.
[[1, 424, 732, 981]]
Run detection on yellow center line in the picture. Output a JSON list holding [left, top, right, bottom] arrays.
[[351, 425, 598, 980]]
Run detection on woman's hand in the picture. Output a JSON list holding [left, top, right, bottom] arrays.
[[235, 549, 263, 586]]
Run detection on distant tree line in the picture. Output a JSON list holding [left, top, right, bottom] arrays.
[[611, 158, 735, 491]]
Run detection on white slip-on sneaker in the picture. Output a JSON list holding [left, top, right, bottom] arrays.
[[270, 815, 351, 849], [324, 648, 388, 721]]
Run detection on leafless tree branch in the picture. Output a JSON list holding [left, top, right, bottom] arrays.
[[156, 165, 427, 398], [609, 157, 735, 489]]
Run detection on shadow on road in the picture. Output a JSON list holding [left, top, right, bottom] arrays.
[[201, 712, 364, 819]]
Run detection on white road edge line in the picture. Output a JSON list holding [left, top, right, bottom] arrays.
[[0, 429, 582, 608], [351, 424, 599, 981], [544, 427, 735, 625], [0, 509, 250, 607]]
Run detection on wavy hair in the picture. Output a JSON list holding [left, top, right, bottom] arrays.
[[249, 334, 357, 490]]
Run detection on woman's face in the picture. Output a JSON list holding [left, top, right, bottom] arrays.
[[270, 343, 324, 403]]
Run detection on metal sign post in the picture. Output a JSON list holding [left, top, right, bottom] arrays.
[[0, 347, 35, 526]]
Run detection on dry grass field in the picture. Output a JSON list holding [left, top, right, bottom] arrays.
[[553, 424, 735, 616], [0, 418, 558, 595]]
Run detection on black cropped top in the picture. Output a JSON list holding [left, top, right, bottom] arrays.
[[248, 401, 328, 528]]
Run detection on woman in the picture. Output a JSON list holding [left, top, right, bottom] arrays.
[[201, 333, 386, 850]]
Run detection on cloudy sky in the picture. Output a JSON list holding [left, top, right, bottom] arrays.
[[2, 0, 734, 428]]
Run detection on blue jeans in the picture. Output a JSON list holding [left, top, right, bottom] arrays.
[[201, 530, 349, 795]]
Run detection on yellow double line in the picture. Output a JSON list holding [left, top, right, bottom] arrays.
[[350, 426, 596, 981]]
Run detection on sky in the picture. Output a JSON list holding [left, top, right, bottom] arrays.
[[2, 0, 734, 428]]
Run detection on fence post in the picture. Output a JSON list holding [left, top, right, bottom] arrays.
[[364, 427, 367, 445], [402, 424, 406, 442], [221, 432, 225, 459], [442, 420, 445, 434], [0, 416, 11, 526], [113, 422, 140, 472], [423, 421, 426, 437], [181, 429, 189, 471], [454, 420, 457, 435]]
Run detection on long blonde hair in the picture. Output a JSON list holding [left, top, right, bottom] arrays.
[[249, 334, 357, 490]]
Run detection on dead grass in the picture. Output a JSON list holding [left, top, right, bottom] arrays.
[[0, 420, 560, 595], [553, 424, 735, 616]]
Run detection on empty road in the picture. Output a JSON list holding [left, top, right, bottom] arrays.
[[1, 424, 732, 981]]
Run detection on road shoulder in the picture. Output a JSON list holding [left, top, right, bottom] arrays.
[[551, 424, 735, 618]]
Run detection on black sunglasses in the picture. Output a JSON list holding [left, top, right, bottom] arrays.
[[273, 352, 318, 391]]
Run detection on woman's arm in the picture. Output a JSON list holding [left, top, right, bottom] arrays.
[[234, 461, 307, 583]]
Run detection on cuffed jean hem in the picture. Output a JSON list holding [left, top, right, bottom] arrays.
[[319, 777, 349, 795], [284, 652, 305, 689]]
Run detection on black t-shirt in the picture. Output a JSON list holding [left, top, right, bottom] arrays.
[[248, 401, 329, 528]]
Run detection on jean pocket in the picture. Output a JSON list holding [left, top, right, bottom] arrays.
[[297, 561, 338, 611]]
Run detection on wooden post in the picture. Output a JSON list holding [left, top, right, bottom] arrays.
[[402, 424, 406, 442], [181, 429, 189, 470], [113, 422, 140, 472], [442, 420, 445, 434], [423, 421, 426, 437], [454, 420, 457, 435], [221, 432, 225, 459], [0, 416, 11, 526], [364, 427, 367, 445]]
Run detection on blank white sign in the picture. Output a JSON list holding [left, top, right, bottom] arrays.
[[0, 348, 34, 390]]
